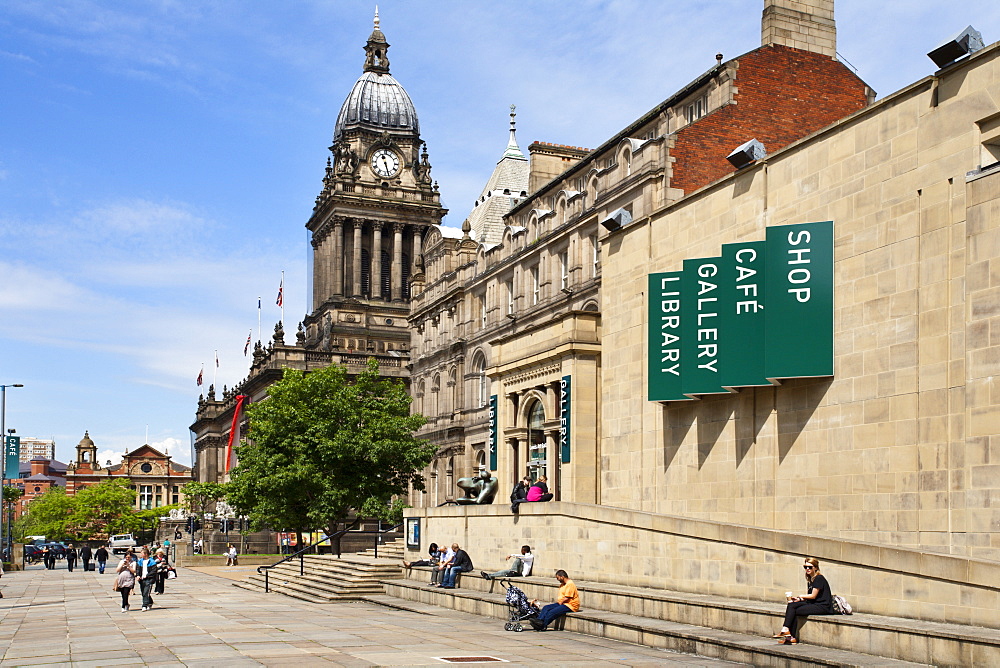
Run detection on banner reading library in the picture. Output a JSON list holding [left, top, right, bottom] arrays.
[[648, 221, 833, 402]]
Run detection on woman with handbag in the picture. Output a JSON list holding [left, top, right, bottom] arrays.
[[773, 557, 835, 644], [153, 549, 169, 595], [115, 551, 136, 613]]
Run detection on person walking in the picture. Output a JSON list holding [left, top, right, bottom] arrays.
[[43, 545, 55, 570], [66, 544, 78, 572], [80, 544, 93, 572], [153, 549, 169, 595], [226, 544, 238, 566], [115, 551, 136, 613], [95, 545, 109, 574], [773, 557, 835, 644], [136, 546, 158, 611]]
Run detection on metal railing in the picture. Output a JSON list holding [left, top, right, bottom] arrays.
[[255, 521, 401, 593]]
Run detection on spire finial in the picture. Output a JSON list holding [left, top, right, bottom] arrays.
[[503, 103, 526, 160], [374, 5, 380, 30]]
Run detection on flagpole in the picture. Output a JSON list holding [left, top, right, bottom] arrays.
[[213, 351, 218, 389], [280, 271, 285, 329], [257, 296, 262, 343]]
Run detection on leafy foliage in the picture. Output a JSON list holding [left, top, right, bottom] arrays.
[[14, 487, 79, 540], [182, 481, 228, 517], [228, 358, 433, 536], [69, 479, 136, 537]]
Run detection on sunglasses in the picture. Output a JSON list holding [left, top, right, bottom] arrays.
[[803, 565, 815, 570]]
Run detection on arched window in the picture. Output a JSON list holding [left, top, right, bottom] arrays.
[[446, 456, 454, 497], [431, 459, 439, 507], [472, 353, 488, 408], [477, 449, 486, 471], [526, 400, 547, 480]]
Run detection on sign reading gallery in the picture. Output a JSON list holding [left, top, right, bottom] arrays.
[[647, 221, 833, 402]]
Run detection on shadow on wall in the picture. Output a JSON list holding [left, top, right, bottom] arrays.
[[660, 377, 832, 470]]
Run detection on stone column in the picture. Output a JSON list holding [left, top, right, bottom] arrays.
[[507, 437, 520, 485], [311, 236, 322, 310], [392, 223, 405, 302], [412, 227, 423, 270], [352, 219, 363, 298], [332, 218, 344, 296], [372, 222, 383, 300]]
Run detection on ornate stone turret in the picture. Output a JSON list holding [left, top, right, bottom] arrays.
[[75, 431, 99, 470], [363, 7, 391, 74]]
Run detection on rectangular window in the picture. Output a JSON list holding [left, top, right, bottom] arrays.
[[685, 95, 707, 124], [480, 294, 487, 327], [139, 485, 153, 510], [559, 251, 569, 290], [531, 266, 539, 305], [506, 279, 514, 315], [590, 234, 599, 275]]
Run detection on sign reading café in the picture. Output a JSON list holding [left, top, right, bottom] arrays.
[[648, 221, 833, 401]]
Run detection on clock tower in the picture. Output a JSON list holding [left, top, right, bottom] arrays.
[[303, 10, 446, 356]]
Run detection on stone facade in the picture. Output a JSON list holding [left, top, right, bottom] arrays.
[[408, 0, 871, 511], [191, 12, 442, 483]]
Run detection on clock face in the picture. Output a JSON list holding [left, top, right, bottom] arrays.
[[370, 148, 400, 178]]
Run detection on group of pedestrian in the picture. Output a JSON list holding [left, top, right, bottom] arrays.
[[114, 546, 173, 613]]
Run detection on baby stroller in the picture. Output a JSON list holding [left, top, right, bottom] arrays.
[[500, 578, 539, 632]]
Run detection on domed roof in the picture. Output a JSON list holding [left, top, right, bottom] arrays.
[[334, 70, 419, 139]]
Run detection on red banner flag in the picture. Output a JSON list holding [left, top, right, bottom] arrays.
[[243, 330, 252, 356], [196, 368, 203, 386], [225, 394, 249, 473]]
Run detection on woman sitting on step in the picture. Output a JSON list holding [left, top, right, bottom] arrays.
[[773, 557, 835, 644], [402, 543, 445, 583]]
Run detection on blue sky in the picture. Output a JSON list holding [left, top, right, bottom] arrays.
[[2, 1, 998, 466]]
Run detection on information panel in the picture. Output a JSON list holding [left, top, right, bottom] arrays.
[[559, 375, 571, 463], [719, 240, 770, 389], [488, 395, 498, 470], [4, 435, 18, 479], [681, 257, 729, 397]]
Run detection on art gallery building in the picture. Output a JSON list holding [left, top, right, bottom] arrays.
[[406, 1, 1000, 628]]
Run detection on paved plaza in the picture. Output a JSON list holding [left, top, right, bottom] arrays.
[[0, 563, 743, 667]]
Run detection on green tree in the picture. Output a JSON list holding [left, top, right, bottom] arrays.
[[15, 487, 79, 540], [228, 358, 433, 541], [68, 479, 136, 538]]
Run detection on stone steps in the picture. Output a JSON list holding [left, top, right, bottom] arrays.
[[382, 576, 926, 668], [234, 545, 405, 602], [390, 567, 1000, 665]]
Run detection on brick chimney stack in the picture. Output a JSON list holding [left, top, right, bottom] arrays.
[[761, 0, 837, 58]]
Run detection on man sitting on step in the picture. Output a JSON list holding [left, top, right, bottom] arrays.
[[439, 543, 474, 589], [529, 570, 580, 631]]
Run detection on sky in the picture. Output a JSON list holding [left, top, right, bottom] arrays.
[[2, 0, 999, 467]]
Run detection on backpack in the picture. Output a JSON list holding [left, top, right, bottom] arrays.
[[832, 594, 853, 615]]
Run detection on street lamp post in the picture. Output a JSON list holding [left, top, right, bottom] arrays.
[[0, 384, 25, 561]]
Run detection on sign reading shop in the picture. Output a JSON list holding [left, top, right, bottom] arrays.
[[648, 221, 833, 401]]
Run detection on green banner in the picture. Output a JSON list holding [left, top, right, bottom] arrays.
[[682, 257, 728, 397], [720, 241, 770, 388], [4, 435, 19, 479], [764, 221, 834, 379], [488, 395, 498, 470], [647, 271, 691, 401], [559, 375, 571, 463]]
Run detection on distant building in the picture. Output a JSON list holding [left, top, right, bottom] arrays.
[[64, 432, 194, 510], [18, 437, 55, 463], [7, 458, 67, 520]]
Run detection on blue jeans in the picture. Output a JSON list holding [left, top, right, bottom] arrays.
[[536, 603, 571, 628], [442, 566, 469, 587], [98, 560, 106, 574]]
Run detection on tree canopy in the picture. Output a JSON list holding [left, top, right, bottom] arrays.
[[227, 358, 433, 536]]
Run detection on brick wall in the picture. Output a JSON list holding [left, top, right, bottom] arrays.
[[670, 44, 869, 195]]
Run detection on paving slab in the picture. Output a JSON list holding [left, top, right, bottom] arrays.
[[0, 563, 746, 666]]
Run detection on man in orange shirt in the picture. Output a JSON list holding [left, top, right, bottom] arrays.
[[529, 569, 580, 631]]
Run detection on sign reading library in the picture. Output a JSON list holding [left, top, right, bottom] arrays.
[[648, 221, 833, 401]]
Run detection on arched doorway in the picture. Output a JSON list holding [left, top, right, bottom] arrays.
[[526, 400, 547, 481]]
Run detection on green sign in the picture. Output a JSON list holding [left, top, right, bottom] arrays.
[[559, 375, 571, 463], [648, 271, 693, 402], [720, 240, 770, 389], [4, 435, 19, 479], [764, 221, 834, 379], [647, 221, 833, 401], [488, 395, 498, 470]]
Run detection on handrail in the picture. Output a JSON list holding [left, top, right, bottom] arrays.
[[255, 519, 402, 592]]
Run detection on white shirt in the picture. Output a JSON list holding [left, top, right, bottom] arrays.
[[517, 552, 534, 576]]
